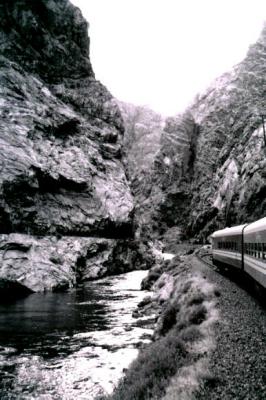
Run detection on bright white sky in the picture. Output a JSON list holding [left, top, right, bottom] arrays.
[[71, 0, 265, 116]]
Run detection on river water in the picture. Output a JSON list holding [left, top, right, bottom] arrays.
[[0, 270, 153, 400]]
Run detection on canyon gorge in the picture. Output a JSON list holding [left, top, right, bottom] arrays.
[[0, 0, 265, 294], [0, 1, 265, 399]]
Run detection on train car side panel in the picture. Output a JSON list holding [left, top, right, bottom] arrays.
[[244, 217, 266, 289], [212, 225, 245, 270]]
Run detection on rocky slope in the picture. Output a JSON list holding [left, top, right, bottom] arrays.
[[0, 0, 152, 293], [117, 101, 168, 239], [128, 24, 266, 243], [117, 101, 165, 184]]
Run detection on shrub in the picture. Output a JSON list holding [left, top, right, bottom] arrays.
[[158, 301, 180, 336], [188, 304, 207, 325], [141, 270, 161, 290], [98, 332, 187, 400]]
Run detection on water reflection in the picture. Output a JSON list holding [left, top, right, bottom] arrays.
[[0, 270, 153, 399]]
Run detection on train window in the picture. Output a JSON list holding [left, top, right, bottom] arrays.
[[258, 243, 262, 258], [263, 244, 266, 260]]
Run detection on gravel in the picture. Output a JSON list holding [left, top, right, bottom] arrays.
[[192, 256, 266, 400]]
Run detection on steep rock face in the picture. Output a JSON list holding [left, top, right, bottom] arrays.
[[186, 25, 266, 239], [117, 101, 167, 239], [0, 0, 150, 293], [129, 24, 266, 242], [125, 110, 199, 241], [117, 101, 165, 182], [0, 0, 133, 237], [0, 234, 153, 292]]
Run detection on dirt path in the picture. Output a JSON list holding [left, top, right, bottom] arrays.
[[192, 256, 266, 400]]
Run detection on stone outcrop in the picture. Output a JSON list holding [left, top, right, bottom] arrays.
[[186, 27, 266, 238], [117, 101, 165, 184], [0, 0, 133, 237], [0, 0, 153, 294], [117, 101, 167, 239], [126, 24, 266, 243], [0, 234, 153, 293]]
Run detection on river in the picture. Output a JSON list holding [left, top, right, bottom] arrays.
[[0, 270, 153, 399]]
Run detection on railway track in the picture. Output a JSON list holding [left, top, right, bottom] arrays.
[[195, 249, 266, 305], [195, 251, 214, 268]]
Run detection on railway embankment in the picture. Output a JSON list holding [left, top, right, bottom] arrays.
[[100, 247, 266, 400], [192, 255, 266, 400], [99, 249, 220, 400]]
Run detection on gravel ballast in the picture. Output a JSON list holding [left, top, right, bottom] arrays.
[[192, 256, 266, 400]]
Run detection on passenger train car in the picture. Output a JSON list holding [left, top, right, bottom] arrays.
[[212, 217, 266, 289]]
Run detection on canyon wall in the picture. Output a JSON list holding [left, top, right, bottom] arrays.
[[123, 24, 266, 244], [0, 0, 153, 293]]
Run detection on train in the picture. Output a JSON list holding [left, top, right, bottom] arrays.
[[211, 217, 266, 289]]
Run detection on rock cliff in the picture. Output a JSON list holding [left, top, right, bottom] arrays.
[[0, 0, 152, 293], [125, 24, 266, 244]]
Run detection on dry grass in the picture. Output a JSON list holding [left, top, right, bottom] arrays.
[[99, 261, 219, 400], [98, 330, 187, 400]]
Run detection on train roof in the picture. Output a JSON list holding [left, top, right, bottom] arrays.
[[211, 224, 246, 238], [244, 217, 266, 234]]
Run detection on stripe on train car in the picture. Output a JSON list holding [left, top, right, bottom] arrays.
[[244, 255, 266, 271], [244, 256, 266, 288], [213, 249, 242, 260]]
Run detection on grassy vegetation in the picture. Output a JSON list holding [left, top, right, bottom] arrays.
[[98, 329, 188, 400], [98, 258, 218, 400]]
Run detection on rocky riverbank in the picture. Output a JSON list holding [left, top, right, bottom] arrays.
[[101, 248, 220, 400], [0, 234, 154, 294], [0, 270, 153, 399], [102, 246, 266, 400]]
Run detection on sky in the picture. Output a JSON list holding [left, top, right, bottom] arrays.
[[71, 0, 266, 116]]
